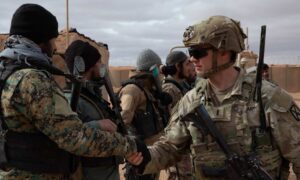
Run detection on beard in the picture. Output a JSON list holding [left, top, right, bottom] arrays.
[[41, 41, 55, 57]]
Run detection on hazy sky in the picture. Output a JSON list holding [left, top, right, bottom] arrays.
[[1, 0, 300, 65]]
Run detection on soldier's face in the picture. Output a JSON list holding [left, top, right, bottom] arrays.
[[262, 69, 269, 80], [39, 38, 57, 57], [190, 46, 213, 77], [178, 59, 190, 79], [187, 61, 197, 82], [92, 60, 102, 78]]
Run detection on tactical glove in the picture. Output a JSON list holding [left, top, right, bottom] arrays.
[[134, 139, 151, 174]]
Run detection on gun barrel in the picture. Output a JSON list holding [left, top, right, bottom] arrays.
[[102, 66, 128, 135]]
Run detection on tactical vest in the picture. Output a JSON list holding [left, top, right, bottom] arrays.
[[186, 76, 282, 179], [121, 79, 164, 140], [162, 78, 187, 96], [64, 87, 122, 167], [0, 58, 79, 174]]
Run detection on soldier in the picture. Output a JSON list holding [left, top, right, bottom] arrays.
[[0, 4, 149, 179], [119, 49, 171, 180], [64, 40, 123, 180], [161, 51, 191, 109], [160, 51, 193, 180], [186, 61, 197, 88], [128, 15, 300, 180], [262, 63, 270, 81]]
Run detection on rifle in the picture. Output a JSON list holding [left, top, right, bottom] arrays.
[[99, 65, 140, 180], [99, 64, 128, 135], [70, 56, 85, 111], [194, 104, 273, 180], [253, 25, 268, 131], [149, 64, 170, 127]]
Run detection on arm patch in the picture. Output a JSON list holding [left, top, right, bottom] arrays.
[[290, 103, 300, 121]]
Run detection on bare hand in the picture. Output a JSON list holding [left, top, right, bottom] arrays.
[[126, 152, 143, 166], [98, 119, 117, 133]]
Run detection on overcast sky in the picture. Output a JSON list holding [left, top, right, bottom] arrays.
[[1, 0, 300, 65]]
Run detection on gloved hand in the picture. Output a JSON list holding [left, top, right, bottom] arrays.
[[134, 139, 151, 174], [157, 92, 173, 106]]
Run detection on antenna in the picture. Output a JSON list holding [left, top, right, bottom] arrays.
[[66, 0, 69, 48], [245, 27, 249, 50]]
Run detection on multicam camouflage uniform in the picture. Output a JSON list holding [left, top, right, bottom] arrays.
[[140, 15, 300, 180], [162, 76, 192, 180], [0, 68, 136, 179], [144, 68, 300, 179]]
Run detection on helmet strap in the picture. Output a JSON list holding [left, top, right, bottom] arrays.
[[203, 50, 235, 78]]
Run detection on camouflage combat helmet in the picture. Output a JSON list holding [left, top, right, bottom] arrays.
[[183, 15, 247, 52], [182, 15, 247, 77]]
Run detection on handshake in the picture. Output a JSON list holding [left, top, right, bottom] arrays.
[[125, 139, 151, 175]]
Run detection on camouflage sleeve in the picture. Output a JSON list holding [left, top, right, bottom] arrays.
[[162, 83, 183, 109], [11, 69, 136, 157], [143, 89, 198, 174], [264, 82, 300, 177]]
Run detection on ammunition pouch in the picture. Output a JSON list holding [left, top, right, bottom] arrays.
[[201, 165, 227, 177], [0, 131, 79, 174]]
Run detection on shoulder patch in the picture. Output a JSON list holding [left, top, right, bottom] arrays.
[[269, 87, 293, 112], [290, 103, 300, 121]]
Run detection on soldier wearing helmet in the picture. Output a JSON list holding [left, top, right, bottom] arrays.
[[127, 15, 300, 180]]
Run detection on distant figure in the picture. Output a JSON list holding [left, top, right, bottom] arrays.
[[186, 61, 198, 88], [64, 40, 121, 180], [262, 63, 270, 81], [161, 51, 193, 180], [118, 49, 171, 180]]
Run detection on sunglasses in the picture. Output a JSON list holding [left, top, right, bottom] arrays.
[[188, 47, 212, 59]]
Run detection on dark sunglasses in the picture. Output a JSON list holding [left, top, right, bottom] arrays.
[[188, 47, 212, 59]]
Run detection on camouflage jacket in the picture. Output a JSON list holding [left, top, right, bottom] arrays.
[[143, 69, 300, 179], [1, 68, 136, 179]]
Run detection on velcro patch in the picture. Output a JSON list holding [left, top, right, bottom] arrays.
[[290, 103, 300, 121]]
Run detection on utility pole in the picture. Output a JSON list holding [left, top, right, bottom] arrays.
[[66, 0, 69, 48]]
